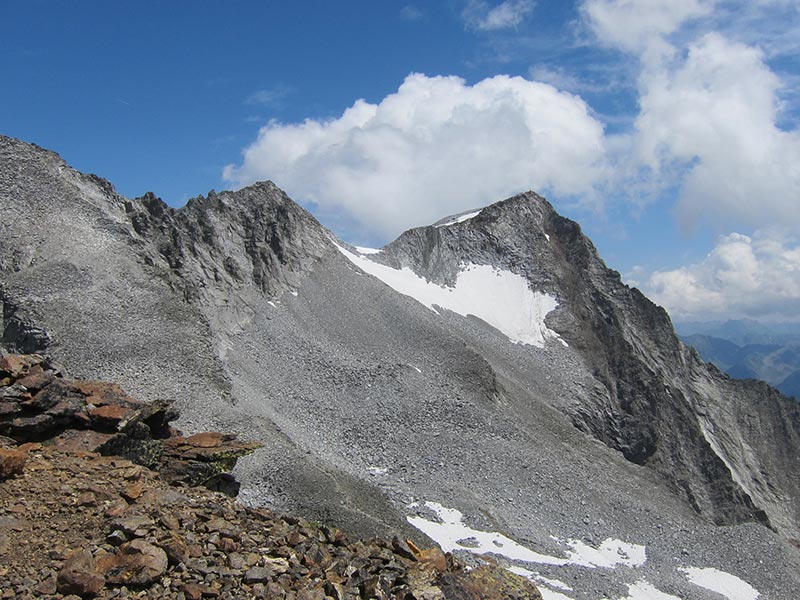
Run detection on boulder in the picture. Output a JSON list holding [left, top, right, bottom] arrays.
[[57, 549, 105, 598], [98, 539, 168, 586], [0, 448, 26, 479]]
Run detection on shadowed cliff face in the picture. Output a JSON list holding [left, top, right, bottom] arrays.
[[2, 135, 800, 598]]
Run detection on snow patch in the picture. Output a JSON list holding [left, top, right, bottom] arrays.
[[406, 502, 644, 569], [537, 576, 573, 592], [408, 502, 761, 600], [613, 580, 681, 600], [560, 537, 646, 569], [434, 209, 482, 227], [538, 588, 575, 600], [680, 567, 759, 600], [336, 244, 561, 347], [509, 567, 574, 599], [545, 233, 551, 241], [355, 246, 382, 254], [367, 466, 388, 476]]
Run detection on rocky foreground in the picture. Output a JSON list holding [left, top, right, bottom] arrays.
[[0, 354, 542, 599]]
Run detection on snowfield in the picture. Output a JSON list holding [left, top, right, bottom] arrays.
[[337, 244, 562, 347], [406, 501, 761, 600]]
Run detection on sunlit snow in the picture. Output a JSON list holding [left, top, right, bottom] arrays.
[[680, 567, 760, 600], [407, 502, 761, 600], [336, 244, 561, 347], [355, 246, 382, 254], [406, 502, 645, 569], [560, 537, 646, 569], [508, 567, 575, 600], [434, 209, 482, 227], [612, 580, 681, 600]]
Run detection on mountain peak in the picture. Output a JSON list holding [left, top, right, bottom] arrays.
[[427, 191, 556, 231]]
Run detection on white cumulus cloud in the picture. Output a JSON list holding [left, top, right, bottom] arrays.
[[644, 232, 800, 321], [634, 33, 800, 233], [223, 73, 607, 240], [580, 0, 800, 238]]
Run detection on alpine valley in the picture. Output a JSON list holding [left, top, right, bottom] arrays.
[[2, 135, 799, 600]]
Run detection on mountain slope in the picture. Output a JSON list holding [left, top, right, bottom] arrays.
[[372, 194, 800, 533], [3, 135, 800, 599]]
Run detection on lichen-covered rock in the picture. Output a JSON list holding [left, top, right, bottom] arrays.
[[438, 565, 543, 600]]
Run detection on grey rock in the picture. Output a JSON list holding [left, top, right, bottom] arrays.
[[243, 566, 273, 584]]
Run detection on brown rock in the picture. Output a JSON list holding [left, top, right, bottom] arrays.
[[88, 404, 136, 429], [35, 573, 58, 595], [182, 583, 206, 600], [156, 531, 189, 565], [74, 381, 135, 407], [122, 481, 144, 502], [98, 539, 168, 586], [185, 431, 224, 448], [417, 547, 448, 573], [0, 354, 44, 378], [52, 430, 114, 454], [0, 448, 26, 479], [75, 492, 97, 507], [16, 370, 54, 392], [57, 549, 106, 598]]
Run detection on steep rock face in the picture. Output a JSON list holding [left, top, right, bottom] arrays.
[[122, 182, 331, 300], [378, 192, 800, 534]]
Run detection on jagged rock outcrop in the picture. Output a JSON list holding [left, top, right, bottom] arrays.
[[2, 135, 800, 598], [0, 354, 260, 493]]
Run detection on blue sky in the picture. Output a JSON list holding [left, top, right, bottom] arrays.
[[3, 1, 799, 322]]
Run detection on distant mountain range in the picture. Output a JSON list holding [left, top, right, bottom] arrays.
[[676, 320, 800, 399]]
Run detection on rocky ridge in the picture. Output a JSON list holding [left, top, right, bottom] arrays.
[[3, 135, 800, 597], [0, 353, 542, 600]]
